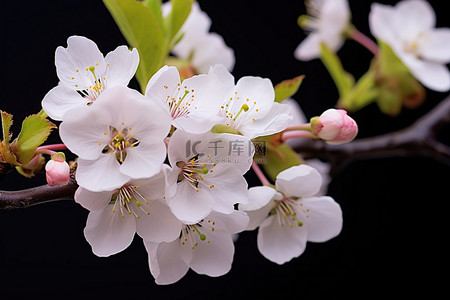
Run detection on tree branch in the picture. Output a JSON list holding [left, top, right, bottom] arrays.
[[0, 176, 78, 210], [294, 96, 450, 175]]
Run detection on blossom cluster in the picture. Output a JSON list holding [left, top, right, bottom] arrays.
[[39, 32, 345, 284]]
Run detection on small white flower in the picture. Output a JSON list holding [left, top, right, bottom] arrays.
[[75, 172, 183, 257], [295, 0, 351, 61], [239, 165, 342, 265], [145, 65, 226, 134], [369, 0, 450, 91], [164, 129, 252, 224], [144, 210, 249, 285], [163, 2, 235, 73], [59, 86, 171, 192], [42, 35, 139, 120], [209, 65, 292, 139]]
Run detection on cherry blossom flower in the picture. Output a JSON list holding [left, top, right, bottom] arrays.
[[369, 0, 450, 91], [209, 64, 292, 139], [163, 2, 235, 73], [144, 210, 248, 285], [239, 164, 342, 265], [75, 172, 182, 257], [295, 0, 351, 61], [164, 129, 252, 224], [59, 86, 171, 192], [145, 65, 226, 134], [42, 35, 139, 120], [310, 108, 358, 144]]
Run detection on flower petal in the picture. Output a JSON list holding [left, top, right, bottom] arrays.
[[419, 28, 450, 64], [275, 165, 323, 198], [302, 196, 343, 242], [104, 46, 139, 87], [192, 33, 235, 73], [84, 207, 136, 257], [369, 3, 397, 43], [294, 33, 322, 61], [395, 0, 435, 38], [41, 86, 89, 121], [145, 65, 181, 111], [240, 186, 276, 211], [257, 215, 308, 264], [74, 187, 112, 211], [144, 240, 189, 285], [119, 140, 166, 179], [55, 36, 106, 87], [76, 156, 130, 192], [208, 64, 236, 92], [136, 200, 182, 243], [401, 54, 450, 92]]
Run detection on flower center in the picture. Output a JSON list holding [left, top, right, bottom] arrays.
[[110, 184, 151, 219], [164, 83, 197, 119], [220, 91, 259, 129], [102, 126, 139, 164], [180, 218, 216, 249], [271, 196, 309, 228], [73, 64, 108, 104], [176, 154, 216, 192]]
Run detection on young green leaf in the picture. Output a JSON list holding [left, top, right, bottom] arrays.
[[1, 110, 13, 144], [320, 43, 354, 97], [274, 75, 305, 103], [164, 0, 194, 47], [12, 115, 57, 164], [103, 0, 166, 91]]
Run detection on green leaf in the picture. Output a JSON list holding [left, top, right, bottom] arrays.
[[274, 75, 305, 103], [143, 0, 164, 29], [164, 0, 194, 47], [1, 110, 13, 144], [320, 43, 354, 97], [339, 69, 378, 111], [261, 143, 302, 181], [103, 0, 166, 91], [12, 115, 57, 164], [377, 41, 410, 75]]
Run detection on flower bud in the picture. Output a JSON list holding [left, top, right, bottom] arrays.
[[310, 109, 358, 145], [45, 152, 70, 186]]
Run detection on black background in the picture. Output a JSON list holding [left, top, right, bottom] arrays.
[[1, 0, 449, 298]]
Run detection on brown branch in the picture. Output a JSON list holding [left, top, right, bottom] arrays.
[[0, 176, 78, 210], [294, 95, 450, 175]]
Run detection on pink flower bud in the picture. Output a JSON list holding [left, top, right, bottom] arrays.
[[45, 158, 70, 186], [310, 109, 358, 145]]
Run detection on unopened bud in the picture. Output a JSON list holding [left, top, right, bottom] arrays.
[[311, 109, 358, 145], [45, 152, 70, 186]]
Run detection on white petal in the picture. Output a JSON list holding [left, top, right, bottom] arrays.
[[207, 210, 249, 234], [189, 232, 235, 277], [74, 187, 112, 211], [104, 46, 139, 87], [240, 102, 292, 139], [145, 65, 181, 112], [55, 36, 106, 87], [192, 33, 235, 73], [369, 3, 397, 43], [84, 207, 136, 257], [294, 34, 322, 61], [132, 171, 166, 200], [144, 240, 189, 285], [240, 186, 277, 211], [205, 165, 249, 214], [41, 86, 89, 121], [257, 215, 308, 264], [234, 76, 275, 120], [321, 0, 350, 33], [119, 140, 166, 179], [208, 64, 235, 92], [402, 55, 450, 92], [59, 105, 111, 160], [166, 180, 213, 224], [275, 165, 323, 197], [136, 200, 182, 243], [302, 196, 343, 242], [76, 156, 130, 192], [419, 28, 450, 64], [395, 0, 435, 37]]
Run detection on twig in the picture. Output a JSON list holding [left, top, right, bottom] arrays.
[[294, 96, 450, 175]]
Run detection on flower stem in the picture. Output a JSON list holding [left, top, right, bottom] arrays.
[[38, 144, 68, 151], [283, 124, 311, 132], [282, 131, 318, 143], [349, 29, 379, 56], [251, 161, 270, 186]]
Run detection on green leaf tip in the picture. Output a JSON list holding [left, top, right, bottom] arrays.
[[274, 75, 305, 103]]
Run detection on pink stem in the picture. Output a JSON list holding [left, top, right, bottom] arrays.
[[251, 161, 271, 186], [349, 29, 379, 56], [282, 131, 318, 142], [38, 144, 68, 151]]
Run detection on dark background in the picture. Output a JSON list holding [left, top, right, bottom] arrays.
[[1, 0, 449, 298]]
